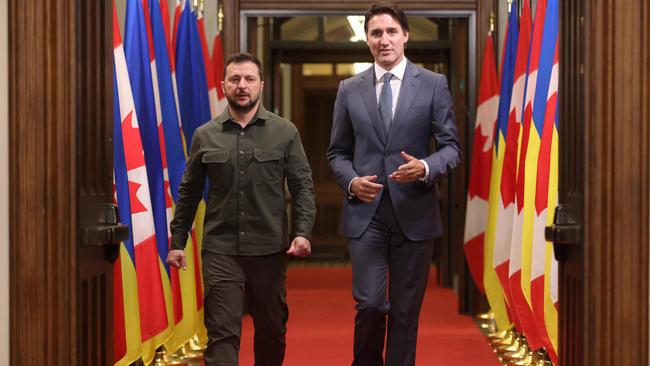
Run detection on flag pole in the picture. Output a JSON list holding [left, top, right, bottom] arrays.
[[217, 2, 223, 33], [489, 10, 496, 36]]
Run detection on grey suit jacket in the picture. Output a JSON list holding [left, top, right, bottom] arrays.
[[327, 61, 461, 241]]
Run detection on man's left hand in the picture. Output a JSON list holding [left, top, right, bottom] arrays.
[[286, 236, 312, 257], [389, 151, 426, 183]]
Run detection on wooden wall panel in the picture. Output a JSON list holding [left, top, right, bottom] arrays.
[[9, 0, 77, 365], [222, 0, 240, 57], [578, 0, 649, 364], [558, 1, 585, 364], [76, 0, 114, 364], [476, 0, 496, 66], [10, 0, 114, 363]]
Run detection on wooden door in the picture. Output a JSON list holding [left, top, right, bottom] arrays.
[[550, 1, 650, 365], [553, 2, 585, 364], [291, 70, 348, 257], [9, 0, 122, 364], [438, 17, 469, 290], [76, 0, 123, 364]]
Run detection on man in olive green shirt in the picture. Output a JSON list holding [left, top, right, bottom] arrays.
[[167, 53, 316, 366]]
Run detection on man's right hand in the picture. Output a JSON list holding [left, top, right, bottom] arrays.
[[350, 175, 383, 203], [166, 249, 187, 270]]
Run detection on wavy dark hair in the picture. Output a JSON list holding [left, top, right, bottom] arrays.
[[364, 2, 410, 34]]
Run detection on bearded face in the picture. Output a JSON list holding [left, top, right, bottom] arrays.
[[222, 61, 264, 114]]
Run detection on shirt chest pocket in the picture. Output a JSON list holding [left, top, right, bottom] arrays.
[[252, 149, 284, 183], [202, 150, 232, 185]]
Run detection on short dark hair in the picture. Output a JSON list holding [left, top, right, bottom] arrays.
[[364, 2, 410, 34], [224, 52, 263, 80]]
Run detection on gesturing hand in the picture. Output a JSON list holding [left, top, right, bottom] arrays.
[[287, 236, 312, 257], [166, 249, 187, 270], [350, 175, 383, 203], [389, 151, 426, 183]]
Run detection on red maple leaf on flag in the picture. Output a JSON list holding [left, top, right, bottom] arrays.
[[128, 180, 148, 214], [164, 179, 173, 209], [121, 111, 146, 171], [467, 130, 493, 200]]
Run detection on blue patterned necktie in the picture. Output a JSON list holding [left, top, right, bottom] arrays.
[[379, 72, 393, 134]]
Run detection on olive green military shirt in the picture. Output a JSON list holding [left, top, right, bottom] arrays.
[[170, 105, 316, 255]]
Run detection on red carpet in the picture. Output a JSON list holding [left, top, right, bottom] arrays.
[[238, 266, 500, 366]]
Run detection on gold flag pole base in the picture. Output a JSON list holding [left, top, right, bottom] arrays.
[[496, 332, 527, 354], [152, 347, 167, 366], [165, 347, 189, 366], [500, 338, 529, 363], [531, 349, 553, 366], [487, 329, 509, 342], [476, 310, 494, 332], [179, 344, 204, 361], [491, 329, 516, 348], [478, 311, 497, 335], [508, 351, 534, 366], [187, 335, 207, 352], [476, 311, 492, 321], [152, 347, 189, 366]]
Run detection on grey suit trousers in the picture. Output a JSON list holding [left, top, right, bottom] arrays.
[[349, 190, 434, 366]]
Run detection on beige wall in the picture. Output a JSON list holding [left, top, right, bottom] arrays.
[[0, 0, 9, 363]]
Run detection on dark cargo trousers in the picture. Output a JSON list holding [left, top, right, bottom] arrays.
[[202, 251, 289, 366]]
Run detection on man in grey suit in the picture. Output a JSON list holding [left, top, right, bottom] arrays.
[[327, 2, 461, 365]]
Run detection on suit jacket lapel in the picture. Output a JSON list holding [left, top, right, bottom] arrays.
[[359, 67, 387, 144], [387, 62, 420, 149]]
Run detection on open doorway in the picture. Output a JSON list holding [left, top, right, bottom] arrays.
[[240, 12, 474, 287]]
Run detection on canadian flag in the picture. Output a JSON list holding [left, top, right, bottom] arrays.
[[197, 10, 221, 118], [114, 0, 170, 362], [509, 0, 548, 351], [211, 31, 228, 115], [463, 34, 498, 294]]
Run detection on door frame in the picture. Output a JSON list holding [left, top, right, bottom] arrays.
[[557, 1, 650, 364], [238, 9, 477, 116], [237, 8, 478, 292]]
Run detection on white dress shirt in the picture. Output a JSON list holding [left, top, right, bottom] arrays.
[[374, 58, 430, 182], [348, 58, 430, 195]]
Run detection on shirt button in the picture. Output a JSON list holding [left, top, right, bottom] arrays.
[[240, 191, 244, 196], [239, 150, 245, 155], [240, 132, 245, 136], [240, 170, 244, 175], [240, 211, 245, 216], [240, 231, 245, 236]]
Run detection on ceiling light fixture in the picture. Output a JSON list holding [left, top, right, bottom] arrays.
[[347, 15, 366, 42]]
